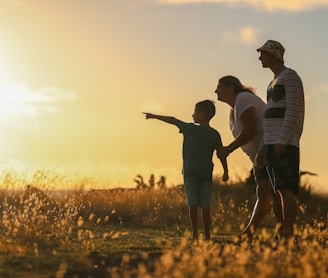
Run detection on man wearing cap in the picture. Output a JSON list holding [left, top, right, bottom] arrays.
[[256, 40, 305, 240]]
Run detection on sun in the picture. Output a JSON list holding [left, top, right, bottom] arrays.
[[0, 61, 36, 118], [0, 85, 30, 118]]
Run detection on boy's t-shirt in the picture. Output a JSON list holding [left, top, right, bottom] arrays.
[[175, 120, 223, 180]]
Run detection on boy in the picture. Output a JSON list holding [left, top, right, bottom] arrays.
[[143, 100, 229, 240]]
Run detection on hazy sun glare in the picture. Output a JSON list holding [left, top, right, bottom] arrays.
[[0, 85, 36, 118]]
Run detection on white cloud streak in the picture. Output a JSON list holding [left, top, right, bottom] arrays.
[[2, 0, 327, 12], [0, 84, 77, 118], [155, 0, 328, 12]]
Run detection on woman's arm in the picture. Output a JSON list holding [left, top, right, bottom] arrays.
[[221, 106, 258, 158]]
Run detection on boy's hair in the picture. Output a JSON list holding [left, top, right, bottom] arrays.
[[195, 100, 216, 120]]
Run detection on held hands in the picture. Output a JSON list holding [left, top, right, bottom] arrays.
[[222, 171, 229, 182], [217, 148, 229, 182]]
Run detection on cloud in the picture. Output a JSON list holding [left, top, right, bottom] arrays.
[[0, 84, 77, 118], [3, 0, 326, 12], [155, 0, 328, 12], [32, 86, 77, 103], [239, 26, 261, 45], [222, 26, 261, 45]]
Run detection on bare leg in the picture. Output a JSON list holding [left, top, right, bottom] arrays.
[[201, 207, 211, 240], [240, 177, 272, 239], [272, 191, 284, 239], [279, 189, 298, 239], [189, 205, 198, 239]]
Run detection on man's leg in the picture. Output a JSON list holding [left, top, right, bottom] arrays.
[[280, 189, 298, 239], [272, 145, 300, 240]]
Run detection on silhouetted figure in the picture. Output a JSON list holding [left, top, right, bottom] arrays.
[[215, 75, 281, 241], [144, 100, 229, 241], [256, 40, 305, 240]]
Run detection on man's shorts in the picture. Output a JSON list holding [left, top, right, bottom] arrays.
[[253, 166, 269, 181], [183, 177, 213, 208], [265, 144, 300, 195]]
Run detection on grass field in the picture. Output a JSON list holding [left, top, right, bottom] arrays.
[[0, 171, 327, 277]]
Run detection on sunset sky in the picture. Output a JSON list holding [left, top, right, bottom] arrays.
[[0, 0, 327, 191]]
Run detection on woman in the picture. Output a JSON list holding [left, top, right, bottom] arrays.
[[215, 75, 281, 240]]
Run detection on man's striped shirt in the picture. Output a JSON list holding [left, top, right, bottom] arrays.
[[263, 68, 304, 147]]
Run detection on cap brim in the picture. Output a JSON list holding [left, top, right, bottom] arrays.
[[257, 47, 266, 52]]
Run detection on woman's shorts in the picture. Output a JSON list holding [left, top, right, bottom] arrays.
[[183, 177, 213, 208], [265, 144, 300, 195]]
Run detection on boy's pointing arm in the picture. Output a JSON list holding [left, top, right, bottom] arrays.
[[143, 112, 178, 125]]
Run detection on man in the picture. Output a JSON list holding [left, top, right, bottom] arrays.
[[256, 40, 305, 240]]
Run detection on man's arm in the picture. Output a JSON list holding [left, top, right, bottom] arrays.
[[275, 72, 304, 156], [143, 112, 178, 125]]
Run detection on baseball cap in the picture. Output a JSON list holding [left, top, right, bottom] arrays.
[[257, 40, 285, 63]]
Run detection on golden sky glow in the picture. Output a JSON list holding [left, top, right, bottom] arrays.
[[0, 0, 327, 191]]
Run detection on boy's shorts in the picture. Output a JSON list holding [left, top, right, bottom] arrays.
[[183, 177, 213, 208], [265, 144, 300, 195]]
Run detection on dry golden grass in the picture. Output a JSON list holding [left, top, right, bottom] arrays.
[[0, 170, 326, 277]]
